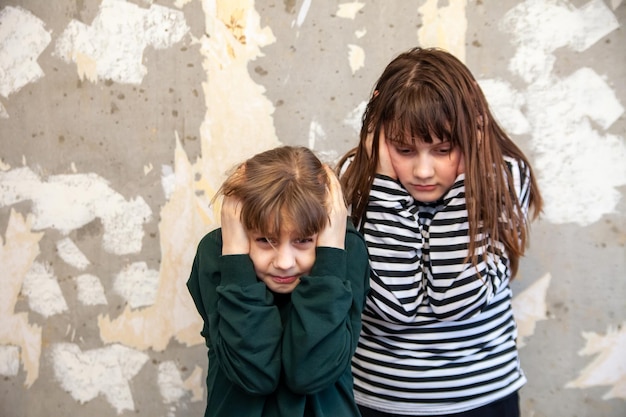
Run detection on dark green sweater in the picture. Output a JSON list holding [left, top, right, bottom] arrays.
[[187, 222, 369, 417]]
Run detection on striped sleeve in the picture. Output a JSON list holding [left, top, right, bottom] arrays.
[[361, 175, 426, 324], [427, 177, 499, 321]]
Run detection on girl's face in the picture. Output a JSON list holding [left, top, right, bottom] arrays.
[[248, 228, 317, 294], [387, 135, 464, 203]]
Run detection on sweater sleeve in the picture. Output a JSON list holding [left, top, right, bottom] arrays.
[[361, 175, 427, 323], [280, 223, 369, 394], [186, 229, 283, 395], [427, 158, 532, 321]]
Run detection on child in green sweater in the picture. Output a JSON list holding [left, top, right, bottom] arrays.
[[187, 146, 369, 417]]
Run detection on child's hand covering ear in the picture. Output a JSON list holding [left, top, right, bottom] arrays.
[[365, 131, 397, 179], [221, 165, 250, 255], [316, 165, 347, 249]]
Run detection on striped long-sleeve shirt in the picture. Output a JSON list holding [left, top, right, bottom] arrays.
[[352, 156, 531, 415]]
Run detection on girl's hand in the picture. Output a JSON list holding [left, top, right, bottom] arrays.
[[221, 195, 250, 255], [316, 165, 347, 249], [365, 131, 397, 178]]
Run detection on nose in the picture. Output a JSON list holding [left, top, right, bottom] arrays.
[[413, 155, 434, 179], [272, 244, 295, 270]]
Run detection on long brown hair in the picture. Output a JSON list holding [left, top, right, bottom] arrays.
[[337, 47, 542, 277], [217, 146, 329, 238]]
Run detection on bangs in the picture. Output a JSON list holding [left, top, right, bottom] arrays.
[[382, 84, 453, 146], [243, 188, 326, 239]]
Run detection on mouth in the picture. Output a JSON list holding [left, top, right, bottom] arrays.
[[271, 275, 299, 284], [411, 184, 437, 192]]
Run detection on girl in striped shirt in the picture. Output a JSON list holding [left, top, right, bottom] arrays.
[[338, 47, 543, 417]]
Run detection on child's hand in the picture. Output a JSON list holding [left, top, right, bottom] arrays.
[[220, 195, 250, 255], [365, 131, 397, 178], [316, 165, 347, 249]]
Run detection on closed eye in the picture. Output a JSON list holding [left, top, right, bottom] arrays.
[[255, 237, 277, 246], [293, 236, 316, 247]]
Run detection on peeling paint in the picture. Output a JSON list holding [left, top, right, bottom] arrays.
[[0, 102, 8, 119], [158, 361, 186, 404], [512, 273, 551, 348], [50, 343, 149, 414], [0, 6, 51, 98], [478, 78, 530, 136], [0, 167, 152, 255], [75, 274, 108, 306], [183, 365, 205, 402], [308, 119, 326, 150], [347, 44, 365, 74], [502, 0, 619, 83], [344, 100, 367, 134], [566, 323, 626, 400], [0, 210, 43, 387], [98, 140, 208, 351], [22, 261, 68, 318], [54, 0, 189, 84], [0, 345, 20, 376], [336, 1, 366, 19], [417, 0, 467, 62], [497, 0, 625, 225], [114, 262, 159, 309], [56, 237, 91, 270]]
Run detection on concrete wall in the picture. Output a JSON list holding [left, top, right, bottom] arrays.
[[0, 0, 624, 416]]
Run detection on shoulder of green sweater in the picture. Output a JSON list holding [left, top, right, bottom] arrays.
[[198, 227, 223, 250], [346, 218, 366, 246]]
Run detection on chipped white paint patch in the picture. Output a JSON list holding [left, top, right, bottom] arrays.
[[336, 1, 366, 19], [75, 274, 108, 306], [478, 78, 530, 136], [308, 121, 339, 164], [0, 6, 51, 98], [566, 322, 626, 400], [56, 237, 90, 270], [22, 262, 68, 318], [344, 100, 367, 134], [497, 0, 625, 225], [512, 273, 551, 348], [0, 345, 20, 376], [158, 361, 186, 404], [0, 167, 152, 255], [347, 44, 365, 74], [308, 119, 326, 150], [355, 28, 367, 39], [0, 102, 8, 119], [50, 343, 149, 414], [54, 0, 189, 84], [161, 164, 176, 200], [114, 262, 159, 309], [417, 0, 467, 62]]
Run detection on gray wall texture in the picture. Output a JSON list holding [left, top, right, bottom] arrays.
[[0, 0, 625, 416]]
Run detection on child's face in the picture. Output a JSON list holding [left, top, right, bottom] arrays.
[[387, 136, 464, 203], [248, 228, 318, 294]]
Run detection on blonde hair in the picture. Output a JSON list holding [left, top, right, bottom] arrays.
[[218, 146, 329, 238], [338, 47, 542, 277]]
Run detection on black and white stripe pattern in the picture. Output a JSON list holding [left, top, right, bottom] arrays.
[[352, 157, 531, 415]]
